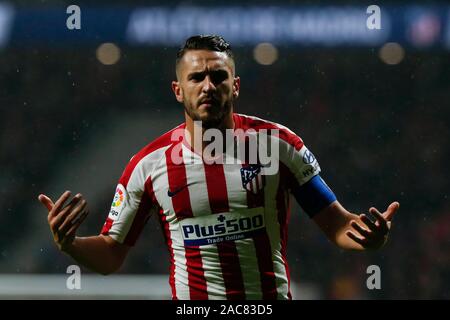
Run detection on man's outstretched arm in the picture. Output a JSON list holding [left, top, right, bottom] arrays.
[[313, 200, 400, 250], [38, 191, 130, 275]]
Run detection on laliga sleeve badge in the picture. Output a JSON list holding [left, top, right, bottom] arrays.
[[109, 184, 126, 221]]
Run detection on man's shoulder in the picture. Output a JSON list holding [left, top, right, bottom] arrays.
[[235, 113, 295, 132], [234, 113, 277, 130], [234, 113, 303, 149]]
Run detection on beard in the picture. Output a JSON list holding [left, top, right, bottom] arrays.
[[184, 98, 233, 129]]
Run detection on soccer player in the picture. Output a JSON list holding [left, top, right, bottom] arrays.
[[38, 35, 399, 300]]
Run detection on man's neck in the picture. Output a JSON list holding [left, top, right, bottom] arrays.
[[184, 111, 235, 154]]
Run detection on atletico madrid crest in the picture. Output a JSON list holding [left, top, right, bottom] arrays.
[[240, 164, 265, 194]]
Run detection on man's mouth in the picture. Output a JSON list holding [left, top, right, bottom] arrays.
[[199, 98, 216, 107]]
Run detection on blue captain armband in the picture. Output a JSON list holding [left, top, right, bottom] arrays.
[[292, 175, 337, 218]]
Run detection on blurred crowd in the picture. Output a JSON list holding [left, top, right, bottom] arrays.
[[0, 46, 448, 299]]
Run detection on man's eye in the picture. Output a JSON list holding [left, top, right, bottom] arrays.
[[190, 74, 204, 82], [211, 72, 228, 84]]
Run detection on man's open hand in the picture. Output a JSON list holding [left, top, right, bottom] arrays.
[[346, 201, 399, 250], [38, 191, 89, 252]]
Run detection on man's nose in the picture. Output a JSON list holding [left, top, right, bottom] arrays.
[[202, 76, 216, 93]]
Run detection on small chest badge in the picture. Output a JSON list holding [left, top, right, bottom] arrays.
[[240, 164, 265, 194]]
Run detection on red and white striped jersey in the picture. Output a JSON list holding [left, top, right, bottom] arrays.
[[101, 113, 322, 300]]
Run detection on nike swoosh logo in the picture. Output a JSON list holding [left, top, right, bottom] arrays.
[[167, 183, 192, 197]]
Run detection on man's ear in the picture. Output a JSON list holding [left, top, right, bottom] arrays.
[[171, 81, 184, 103], [233, 76, 240, 98]]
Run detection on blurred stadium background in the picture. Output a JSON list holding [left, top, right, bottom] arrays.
[[0, 0, 449, 299]]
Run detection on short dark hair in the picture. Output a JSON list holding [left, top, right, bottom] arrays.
[[176, 35, 234, 65]]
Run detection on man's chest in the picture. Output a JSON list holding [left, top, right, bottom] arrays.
[[151, 162, 274, 219]]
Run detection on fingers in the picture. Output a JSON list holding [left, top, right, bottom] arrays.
[[45, 192, 89, 248], [359, 214, 379, 233], [59, 208, 89, 250], [350, 220, 374, 240], [348, 213, 390, 249], [347, 203, 398, 250], [368, 208, 389, 231], [64, 209, 89, 239], [38, 194, 54, 211], [49, 191, 72, 219], [51, 194, 82, 229], [57, 198, 87, 235], [383, 201, 400, 221], [346, 230, 367, 247]]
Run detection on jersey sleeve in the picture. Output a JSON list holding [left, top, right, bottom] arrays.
[[277, 128, 336, 218], [100, 156, 157, 246]]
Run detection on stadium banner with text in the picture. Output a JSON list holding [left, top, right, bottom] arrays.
[[1, 4, 450, 49]]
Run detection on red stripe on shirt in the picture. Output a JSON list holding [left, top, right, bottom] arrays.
[[253, 233, 278, 299], [159, 210, 177, 300], [165, 143, 207, 299], [101, 217, 114, 234], [204, 163, 229, 214], [277, 163, 293, 300], [124, 188, 152, 246], [204, 162, 246, 298], [185, 246, 208, 299], [165, 143, 193, 219], [123, 178, 154, 246], [217, 241, 246, 300]]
